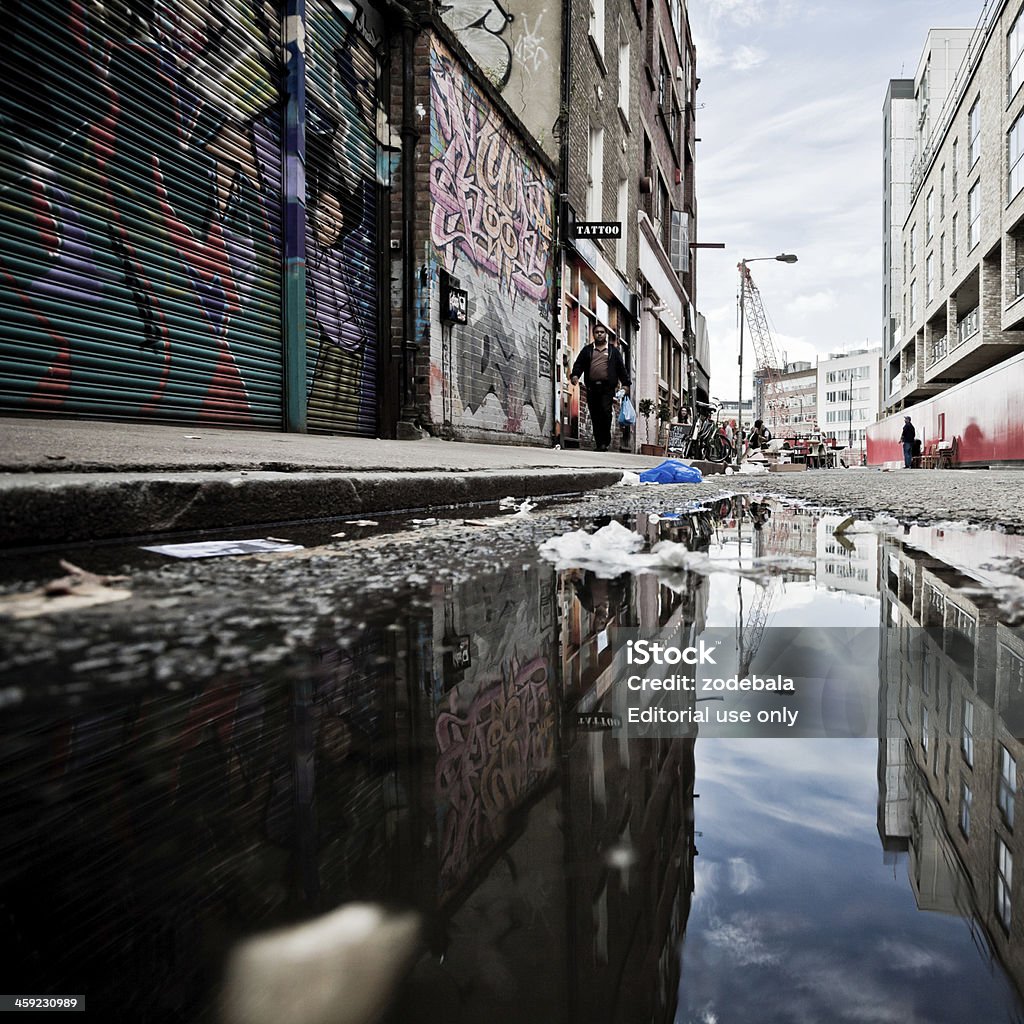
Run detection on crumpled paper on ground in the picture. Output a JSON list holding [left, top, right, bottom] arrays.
[[539, 521, 814, 587]]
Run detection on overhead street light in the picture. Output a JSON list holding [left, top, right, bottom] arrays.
[[737, 254, 798, 466]]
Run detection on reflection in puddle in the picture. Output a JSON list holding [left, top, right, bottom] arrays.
[[2, 501, 1024, 1021]]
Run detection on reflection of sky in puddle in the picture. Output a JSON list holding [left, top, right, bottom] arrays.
[[680, 510, 1022, 1024], [682, 738, 1019, 1024]]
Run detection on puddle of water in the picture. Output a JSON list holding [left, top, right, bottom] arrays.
[[2, 500, 1024, 1022]]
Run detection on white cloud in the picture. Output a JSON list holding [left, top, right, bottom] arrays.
[[731, 45, 768, 71], [694, 1, 983, 397], [787, 290, 838, 316], [704, 912, 781, 966], [728, 857, 761, 894]]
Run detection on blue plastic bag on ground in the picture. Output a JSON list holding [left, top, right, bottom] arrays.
[[638, 459, 703, 484]]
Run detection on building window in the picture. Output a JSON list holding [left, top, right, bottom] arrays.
[[910, 224, 917, 267], [952, 138, 959, 196], [1011, 7, 1024, 100], [926, 252, 934, 303], [1000, 745, 1017, 830], [922, 706, 930, 753], [910, 279, 917, 323], [939, 232, 945, 288], [969, 97, 981, 168], [960, 779, 973, 837], [590, 0, 605, 58], [926, 189, 934, 239], [997, 838, 1013, 931], [968, 181, 981, 250], [618, 35, 630, 123], [940, 164, 946, 217], [952, 212, 958, 271], [1010, 111, 1024, 200], [962, 698, 975, 766], [587, 125, 604, 220]]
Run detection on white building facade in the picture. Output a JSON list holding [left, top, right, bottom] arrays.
[[816, 349, 883, 462]]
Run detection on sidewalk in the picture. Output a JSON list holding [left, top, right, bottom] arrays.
[[0, 418, 668, 547]]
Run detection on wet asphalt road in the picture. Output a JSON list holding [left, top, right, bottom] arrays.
[[1, 469, 1022, 693]]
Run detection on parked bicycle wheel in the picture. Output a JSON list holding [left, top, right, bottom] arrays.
[[706, 434, 730, 463]]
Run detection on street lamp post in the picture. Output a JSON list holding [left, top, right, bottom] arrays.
[[737, 253, 798, 465]]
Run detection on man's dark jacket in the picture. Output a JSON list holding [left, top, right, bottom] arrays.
[[570, 344, 631, 387], [900, 421, 916, 444]]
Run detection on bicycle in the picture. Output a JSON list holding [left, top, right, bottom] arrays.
[[682, 401, 734, 464]]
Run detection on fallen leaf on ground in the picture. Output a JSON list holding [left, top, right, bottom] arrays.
[[0, 560, 132, 619]]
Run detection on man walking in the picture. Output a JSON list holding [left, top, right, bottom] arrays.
[[901, 415, 916, 468], [570, 325, 631, 452]]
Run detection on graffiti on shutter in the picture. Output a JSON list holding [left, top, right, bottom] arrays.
[[0, 1, 284, 425]]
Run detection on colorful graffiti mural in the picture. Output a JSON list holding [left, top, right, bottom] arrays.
[[428, 39, 555, 439], [0, 0, 383, 435], [304, 0, 383, 435], [429, 44, 553, 304], [0, 0, 284, 424]]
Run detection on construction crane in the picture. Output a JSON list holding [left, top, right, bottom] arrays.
[[738, 262, 787, 433]]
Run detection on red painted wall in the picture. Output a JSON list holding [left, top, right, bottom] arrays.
[[867, 351, 1024, 466]]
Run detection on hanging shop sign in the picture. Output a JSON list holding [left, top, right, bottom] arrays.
[[572, 221, 622, 239]]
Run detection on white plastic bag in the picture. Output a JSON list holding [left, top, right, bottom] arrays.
[[618, 396, 637, 426]]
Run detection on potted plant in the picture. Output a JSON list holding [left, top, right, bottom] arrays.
[[655, 400, 673, 450], [637, 398, 659, 454]]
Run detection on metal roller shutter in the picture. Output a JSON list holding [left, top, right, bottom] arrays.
[[0, 1, 284, 427], [305, 0, 381, 436]]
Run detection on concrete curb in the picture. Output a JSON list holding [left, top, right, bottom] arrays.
[[0, 468, 628, 547]]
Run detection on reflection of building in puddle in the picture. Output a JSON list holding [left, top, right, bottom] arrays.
[[877, 531, 1024, 999], [551, 509, 707, 1024], [815, 514, 879, 596], [1, 528, 705, 1022]]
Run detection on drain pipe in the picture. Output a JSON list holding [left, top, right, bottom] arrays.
[[397, 4, 422, 437], [554, 0, 572, 446], [282, 0, 307, 433]]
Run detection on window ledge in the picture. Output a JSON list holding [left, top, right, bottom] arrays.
[[589, 34, 607, 75]]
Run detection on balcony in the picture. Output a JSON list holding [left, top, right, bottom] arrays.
[[925, 333, 948, 369], [953, 306, 979, 352]]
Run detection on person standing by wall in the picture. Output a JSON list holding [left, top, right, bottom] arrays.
[[901, 415, 916, 469], [570, 325, 631, 452]]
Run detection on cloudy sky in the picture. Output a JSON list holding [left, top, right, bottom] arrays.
[[689, 0, 986, 401]]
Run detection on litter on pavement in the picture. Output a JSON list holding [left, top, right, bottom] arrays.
[[638, 460, 703, 484], [538, 520, 813, 586], [141, 539, 303, 558]]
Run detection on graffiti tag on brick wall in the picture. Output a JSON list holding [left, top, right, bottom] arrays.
[[429, 43, 554, 305], [438, 0, 515, 88]]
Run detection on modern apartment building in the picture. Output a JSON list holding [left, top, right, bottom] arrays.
[[872, 5, 1024, 466], [883, 30, 974, 407]]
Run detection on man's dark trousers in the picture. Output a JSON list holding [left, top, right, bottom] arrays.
[[903, 441, 913, 468], [586, 380, 615, 449]]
